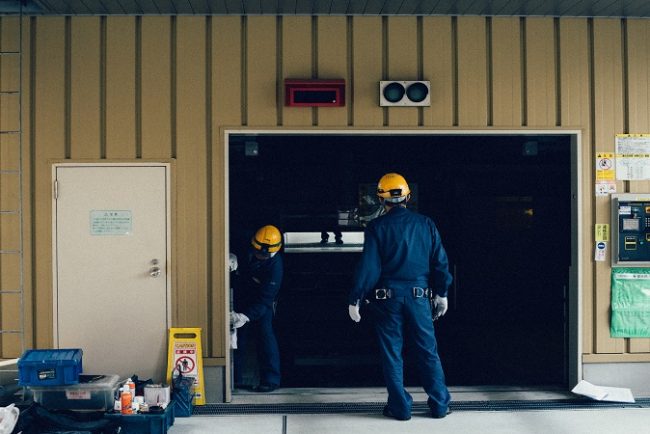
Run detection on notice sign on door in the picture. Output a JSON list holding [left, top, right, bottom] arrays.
[[90, 210, 132, 235]]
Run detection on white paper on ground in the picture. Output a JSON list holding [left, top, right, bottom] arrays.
[[571, 380, 635, 403]]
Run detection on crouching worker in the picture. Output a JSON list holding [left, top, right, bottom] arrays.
[[231, 225, 284, 393]]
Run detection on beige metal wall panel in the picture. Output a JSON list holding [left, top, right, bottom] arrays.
[[352, 17, 382, 127], [0, 294, 20, 330], [0, 94, 19, 132], [559, 18, 593, 353], [0, 210, 21, 356], [105, 17, 136, 158], [0, 134, 18, 170], [0, 55, 19, 93], [422, 17, 453, 127], [0, 214, 19, 251], [20, 16, 33, 353], [212, 16, 241, 360], [34, 17, 67, 349], [141, 17, 172, 158], [213, 17, 242, 127], [0, 254, 19, 290], [0, 17, 19, 52], [525, 18, 557, 127], [625, 19, 650, 353], [387, 17, 419, 127], [627, 20, 650, 133], [246, 16, 277, 126], [9, 15, 650, 366], [491, 18, 522, 127], [282, 16, 313, 127], [70, 18, 101, 159], [593, 19, 625, 354], [174, 17, 210, 350], [457, 16, 488, 127], [316, 16, 348, 127], [0, 173, 18, 211]]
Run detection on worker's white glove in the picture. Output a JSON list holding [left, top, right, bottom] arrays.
[[348, 301, 361, 323], [433, 295, 448, 320], [229, 253, 238, 272], [230, 311, 249, 329]]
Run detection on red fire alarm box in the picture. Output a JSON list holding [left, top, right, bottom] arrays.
[[284, 79, 345, 107]]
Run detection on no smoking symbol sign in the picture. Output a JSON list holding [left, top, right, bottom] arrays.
[[175, 356, 195, 373], [598, 158, 613, 170]]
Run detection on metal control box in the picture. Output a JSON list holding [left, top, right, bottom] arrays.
[[611, 193, 650, 266]]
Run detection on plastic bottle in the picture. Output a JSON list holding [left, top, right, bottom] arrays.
[[121, 385, 133, 415], [127, 378, 135, 400]]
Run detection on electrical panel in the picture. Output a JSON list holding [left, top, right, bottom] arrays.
[[612, 193, 650, 266]]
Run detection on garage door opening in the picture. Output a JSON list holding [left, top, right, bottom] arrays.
[[227, 131, 578, 389]]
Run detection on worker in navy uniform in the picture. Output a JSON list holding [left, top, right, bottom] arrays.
[[348, 173, 453, 420], [231, 225, 284, 392]]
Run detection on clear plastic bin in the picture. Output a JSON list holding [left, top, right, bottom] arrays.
[[29, 374, 120, 411]]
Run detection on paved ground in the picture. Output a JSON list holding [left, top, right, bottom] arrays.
[[171, 386, 650, 434]]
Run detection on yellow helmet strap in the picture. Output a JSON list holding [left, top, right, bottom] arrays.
[[252, 238, 281, 253]]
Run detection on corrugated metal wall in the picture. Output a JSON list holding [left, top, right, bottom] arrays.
[[1, 15, 649, 365]]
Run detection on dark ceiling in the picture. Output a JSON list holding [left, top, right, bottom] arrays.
[[3, 0, 650, 17]]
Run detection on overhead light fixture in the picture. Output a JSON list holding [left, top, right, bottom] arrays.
[[379, 81, 430, 106]]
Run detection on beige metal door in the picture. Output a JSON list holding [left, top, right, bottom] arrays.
[[52, 163, 171, 382]]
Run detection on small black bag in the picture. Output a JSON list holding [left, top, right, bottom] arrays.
[[171, 369, 194, 417]]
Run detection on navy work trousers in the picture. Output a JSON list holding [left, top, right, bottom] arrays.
[[372, 295, 450, 419], [234, 307, 281, 387]]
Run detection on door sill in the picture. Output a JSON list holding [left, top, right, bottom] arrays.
[[231, 385, 572, 405]]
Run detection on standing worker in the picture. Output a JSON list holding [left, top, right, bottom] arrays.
[[348, 173, 453, 420], [230, 225, 284, 392]]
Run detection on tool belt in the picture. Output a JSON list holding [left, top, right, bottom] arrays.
[[373, 287, 431, 299]]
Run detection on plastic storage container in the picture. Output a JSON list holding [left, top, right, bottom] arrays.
[[29, 374, 120, 411], [18, 348, 83, 386], [104, 402, 175, 434]]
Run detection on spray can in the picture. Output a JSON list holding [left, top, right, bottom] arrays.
[[121, 385, 133, 415]]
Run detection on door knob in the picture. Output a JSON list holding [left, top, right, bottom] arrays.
[[150, 259, 161, 278], [150, 266, 161, 278]]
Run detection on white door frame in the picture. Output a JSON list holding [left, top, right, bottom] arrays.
[[223, 128, 582, 399], [51, 161, 173, 350]]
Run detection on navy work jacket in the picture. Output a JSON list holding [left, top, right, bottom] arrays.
[[240, 251, 284, 321], [349, 206, 452, 305]]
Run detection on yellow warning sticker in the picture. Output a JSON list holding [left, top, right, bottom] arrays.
[[595, 224, 610, 242]]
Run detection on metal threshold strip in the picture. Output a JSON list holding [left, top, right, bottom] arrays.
[[194, 398, 650, 415]]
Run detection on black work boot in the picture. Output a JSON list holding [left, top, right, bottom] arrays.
[[431, 408, 452, 419], [383, 405, 411, 421]]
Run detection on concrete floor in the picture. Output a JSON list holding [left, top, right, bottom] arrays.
[[170, 387, 650, 434]]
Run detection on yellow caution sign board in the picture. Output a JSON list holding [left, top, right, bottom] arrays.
[[166, 327, 205, 405]]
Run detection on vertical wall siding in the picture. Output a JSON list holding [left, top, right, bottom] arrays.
[[3, 15, 650, 363], [626, 20, 650, 353], [593, 19, 626, 355], [0, 16, 22, 355], [559, 18, 593, 353]]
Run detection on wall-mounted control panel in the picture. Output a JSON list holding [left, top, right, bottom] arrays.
[[612, 193, 650, 266]]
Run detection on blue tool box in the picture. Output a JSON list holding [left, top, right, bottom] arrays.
[[18, 349, 83, 386], [104, 403, 175, 434]]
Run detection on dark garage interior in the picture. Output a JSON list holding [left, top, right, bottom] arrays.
[[229, 133, 571, 388]]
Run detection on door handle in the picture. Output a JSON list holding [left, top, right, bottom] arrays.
[[150, 259, 161, 278]]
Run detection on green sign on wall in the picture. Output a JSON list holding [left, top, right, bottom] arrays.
[[611, 268, 650, 337]]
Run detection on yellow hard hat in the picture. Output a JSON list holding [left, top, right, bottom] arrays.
[[251, 225, 282, 253], [377, 173, 411, 203]]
